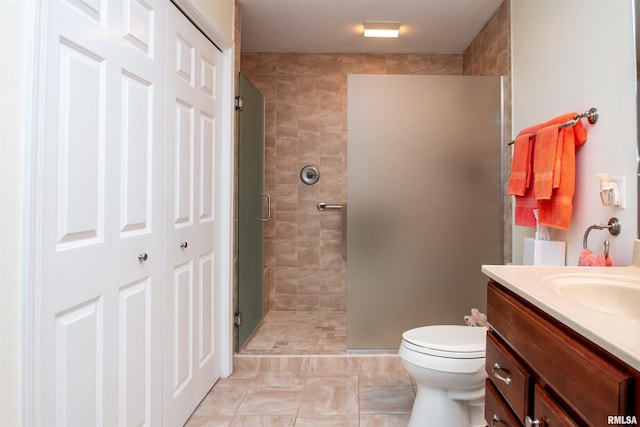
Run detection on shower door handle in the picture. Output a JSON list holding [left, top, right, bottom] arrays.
[[261, 193, 271, 222]]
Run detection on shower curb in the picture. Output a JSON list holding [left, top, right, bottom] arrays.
[[232, 352, 404, 373]]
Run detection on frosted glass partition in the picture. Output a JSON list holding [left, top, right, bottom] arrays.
[[347, 74, 503, 350], [237, 73, 265, 350]]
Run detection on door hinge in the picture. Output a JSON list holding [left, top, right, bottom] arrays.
[[234, 311, 243, 327], [234, 96, 244, 111]]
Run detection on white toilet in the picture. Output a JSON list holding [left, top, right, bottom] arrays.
[[399, 325, 488, 427]]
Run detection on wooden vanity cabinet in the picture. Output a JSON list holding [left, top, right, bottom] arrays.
[[485, 378, 522, 426], [486, 331, 532, 421], [533, 384, 578, 426], [485, 279, 639, 426]]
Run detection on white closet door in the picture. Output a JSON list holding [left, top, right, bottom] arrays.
[[39, 1, 166, 426], [163, 4, 222, 426]]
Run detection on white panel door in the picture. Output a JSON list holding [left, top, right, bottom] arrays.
[[164, 4, 222, 426], [39, 1, 166, 425]]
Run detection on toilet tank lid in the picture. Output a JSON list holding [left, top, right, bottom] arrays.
[[402, 325, 487, 353]]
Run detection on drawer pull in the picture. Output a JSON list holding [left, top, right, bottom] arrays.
[[492, 362, 512, 385], [491, 414, 502, 426], [525, 416, 541, 426]]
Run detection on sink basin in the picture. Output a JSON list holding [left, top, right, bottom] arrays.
[[540, 274, 640, 319]]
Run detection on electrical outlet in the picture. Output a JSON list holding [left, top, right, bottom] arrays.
[[611, 176, 626, 209]]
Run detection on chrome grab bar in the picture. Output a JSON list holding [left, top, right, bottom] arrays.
[[317, 202, 348, 259], [317, 202, 342, 211]]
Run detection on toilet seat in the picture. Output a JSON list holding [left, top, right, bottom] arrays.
[[402, 325, 486, 359]]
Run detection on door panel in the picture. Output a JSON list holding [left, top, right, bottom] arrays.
[[173, 262, 194, 395], [174, 100, 195, 226], [200, 113, 215, 220], [122, 0, 155, 56], [56, 39, 105, 248], [64, 0, 105, 22], [55, 297, 103, 427], [118, 277, 153, 427], [40, 1, 166, 425], [164, 4, 222, 426], [120, 70, 153, 235], [39, 2, 222, 426], [199, 253, 216, 364], [237, 73, 266, 350]]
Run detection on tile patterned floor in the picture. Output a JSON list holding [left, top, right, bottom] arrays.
[[185, 311, 416, 426], [186, 354, 415, 426], [239, 311, 347, 355]]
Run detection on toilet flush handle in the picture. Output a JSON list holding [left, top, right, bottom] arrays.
[[491, 362, 512, 385]]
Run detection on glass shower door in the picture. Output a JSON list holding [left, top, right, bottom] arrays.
[[237, 73, 266, 350]]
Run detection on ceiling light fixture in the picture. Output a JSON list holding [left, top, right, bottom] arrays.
[[363, 21, 401, 38]]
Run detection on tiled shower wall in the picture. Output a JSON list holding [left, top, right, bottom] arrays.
[[239, 54, 464, 312], [464, 0, 512, 263], [239, 0, 511, 314]]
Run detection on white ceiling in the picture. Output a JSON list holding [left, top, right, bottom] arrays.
[[239, 0, 504, 54]]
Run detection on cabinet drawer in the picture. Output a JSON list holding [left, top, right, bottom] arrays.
[[486, 331, 532, 422], [533, 384, 578, 427], [485, 378, 523, 427], [488, 282, 634, 424]]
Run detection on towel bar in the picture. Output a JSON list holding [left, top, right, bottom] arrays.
[[507, 108, 598, 145], [582, 217, 620, 258]]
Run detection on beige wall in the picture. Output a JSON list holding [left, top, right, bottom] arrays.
[[201, 0, 235, 39], [511, 0, 637, 265], [186, 0, 235, 46]]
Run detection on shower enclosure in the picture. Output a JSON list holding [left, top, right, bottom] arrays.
[[347, 74, 503, 350], [237, 73, 266, 350]]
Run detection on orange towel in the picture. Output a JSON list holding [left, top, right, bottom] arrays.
[[538, 118, 587, 229], [507, 133, 533, 196], [552, 126, 565, 189], [512, 122, 554, 227], [512, 112, 587, 228], [514, 187, 539, 228], [532, 125, 559, 200]]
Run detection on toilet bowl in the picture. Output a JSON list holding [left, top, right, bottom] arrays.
[[399, 325, 487, 427]]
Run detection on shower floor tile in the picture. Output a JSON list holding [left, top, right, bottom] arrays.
[[239, 311, 347, 355]]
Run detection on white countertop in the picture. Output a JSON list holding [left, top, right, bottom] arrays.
[[481, 264, 640, 371]]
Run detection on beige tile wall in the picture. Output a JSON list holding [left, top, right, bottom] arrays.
[[238, 0, 511, 314], [463, 0, 512, 262], [240, 53, 463, 312]]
